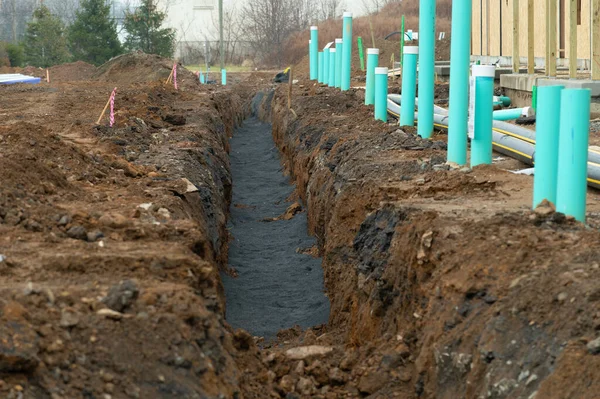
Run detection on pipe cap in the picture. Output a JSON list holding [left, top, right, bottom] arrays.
[[375, 67, 389, 74], [310, 26, 318, 31], [329, 48, 336, 53], [472, 65, 496, 77], [404, 46, 419, 55], [367, 48, 379, 55], [309, 40, 312, 43], [335, 38, 343, 43], [343, 11, 353, 18]]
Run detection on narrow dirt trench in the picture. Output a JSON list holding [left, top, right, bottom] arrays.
[[222, 116, 330, 339]]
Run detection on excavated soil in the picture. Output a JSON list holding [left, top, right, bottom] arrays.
[[2, 53, 600, 399]]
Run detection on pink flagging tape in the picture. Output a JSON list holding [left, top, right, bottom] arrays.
[[109, 87, 117, 127], [173, 63, 178, 90]]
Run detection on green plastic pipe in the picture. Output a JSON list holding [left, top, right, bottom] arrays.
[[400, 15, 405, 69], [357, 37, 365, 71], [341, 12, 353, 91], [448, 0, 472, 165], [221, 69, 227, 85], [329, 48, 336, 87], [335, 39, 343, 88], [531, 86, 537, 111], [471, 65, 496, 167], [400, 46, 419, 126], [365, 48, 379, 105], [310, 27, 318, 80], [318, 52, 324, 83], [323, 48, 330, 85], [417, 0, 436, 139], [200, 71, 205, 84], [533, 85, 563, 209], [556, 88, 591, 222], [375, 67, 389, 122], [493, 107, 533, 121]]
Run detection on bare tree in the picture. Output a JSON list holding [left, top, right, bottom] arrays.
[[211, 4, 244, 64], [317, 0, 345, 21], [45, 0, 82, 24], [241, 0, 317, 66], [361, 0, 399, 15]]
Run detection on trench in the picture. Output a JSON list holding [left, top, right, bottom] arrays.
[[221, 115, 330, 339]]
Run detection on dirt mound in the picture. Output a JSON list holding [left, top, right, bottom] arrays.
[[94, 51, 200, 90], [49, 61, 97, 81]]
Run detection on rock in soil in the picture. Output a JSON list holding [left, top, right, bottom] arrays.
[[102, 280, 139, 312]]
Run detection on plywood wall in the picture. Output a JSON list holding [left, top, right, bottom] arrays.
[[472, 0, 591, 59]]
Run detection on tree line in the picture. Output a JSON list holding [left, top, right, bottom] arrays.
[[0, 0, 175, 68]]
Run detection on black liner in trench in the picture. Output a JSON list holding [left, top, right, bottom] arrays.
[[221, 116, 330, 339]]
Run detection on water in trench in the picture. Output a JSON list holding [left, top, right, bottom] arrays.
[[221, 116, 330, 339]]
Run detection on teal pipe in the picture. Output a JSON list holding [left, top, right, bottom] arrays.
[[417, 0, 436, 138], [329, 48, 336, 87], [221, 69, 226, 85], [200, 71, 205, 84], [365, 48, 379, 105], [318, 52, 324, 83], [494, 96, 511, 107], [335, 39, 343, 88], [341, 12, 353, 91], [556, 88, 591, 222], [310, 27, 318, 80], [323, 48, 330, 85], [533, 86, 563, 208], [375, 67, 389, 122], [400, 46, 419, 126], [448, 0, 472, 164], [471, 65, 496, 167], [493, 107, 533, 121]]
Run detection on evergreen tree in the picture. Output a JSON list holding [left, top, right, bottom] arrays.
[[23, 6, 70, 67], [68, 0, 122, 66], [123, 0, 176, 58]]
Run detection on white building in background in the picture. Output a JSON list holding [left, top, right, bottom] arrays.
[[155, 0, 249, 64]]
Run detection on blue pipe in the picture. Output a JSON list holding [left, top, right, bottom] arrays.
[[323, 48, 330, 85], [310, 27, 318, 80], [375, 67, 388, 122], [365, 48, 379, 105], [417, 0, 436, 138], [221, 69, 227, 85], [400, 46, 418, 126], [533, 85, 563, 208], [329, 48, 336, 87], [341, 12, 353, 91], [471, 65, 496, 167], [318, 52, 324, 83], [556, 89, 591, 222], [335, 39, 343, 88], [448, 0, 472, 164]]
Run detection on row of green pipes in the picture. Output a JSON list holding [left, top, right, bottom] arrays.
[[197, 70, 227, 85]]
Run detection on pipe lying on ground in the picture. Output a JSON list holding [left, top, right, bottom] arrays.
[[493, 107, 534, 121], [386, 95, 600, 189]]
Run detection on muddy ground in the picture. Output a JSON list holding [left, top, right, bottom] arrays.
[[1, 52, 600, 399]]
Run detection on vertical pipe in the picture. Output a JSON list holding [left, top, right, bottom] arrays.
[[533, 85, 563, 208], [335, 39, 343, 88], [556, 88, 591, 222], [531, 85, 538, 111], [341, 12, 353, 91], [358, 37, 365, 71], [448, 0, 473, 165], [528, 0, 535, 74], [310, 27, 318, 80], [374, 67, 389, 122], [221, 69, 226, 85], [470, 65, 496, 167], [365, 48, 379, 105], [417, 0, 436, 139], [318, 52, 324, 83], [200, 71, 205, 84], [329, 48, 336, 87], [400, 15, 405, 69], [323, 48, 330, 85], [400, 46, 419, 126]]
